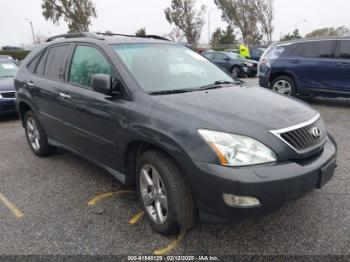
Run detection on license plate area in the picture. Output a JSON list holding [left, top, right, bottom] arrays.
[[317, 158, 336, 189]]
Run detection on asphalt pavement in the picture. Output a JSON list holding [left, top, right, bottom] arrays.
[[0, 77, 349, 256]]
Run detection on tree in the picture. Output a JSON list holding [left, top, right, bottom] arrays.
[[165, 28, 185, 42], [165, 0, 206, 46], [255, 0, 274, 43], [135, 28, 146, 37], [305, 26, 350, 38], [281, 29, 302, 41], [41, 0, 97, 32], [220, 25, 236, 45], [211, 28, 223, 48], [214, 0, 265, 47]]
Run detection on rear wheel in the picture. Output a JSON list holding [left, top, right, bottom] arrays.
[[24, 111, 56, 157], [271, 75, 296, 96], [137, 150, 196, 235]]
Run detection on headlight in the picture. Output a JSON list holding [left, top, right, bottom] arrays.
[[198, 129, 277, 167], [244, 62, 254, 67]]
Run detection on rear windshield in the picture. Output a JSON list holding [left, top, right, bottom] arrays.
[[112, 44, 233, 93], [0, 60, 18, 77]]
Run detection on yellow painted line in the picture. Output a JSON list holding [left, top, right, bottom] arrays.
[[153, 231, 186, 256], [0, 193, 24, 219], [129, 211, 144, 225], [87, 190, 135, 206]]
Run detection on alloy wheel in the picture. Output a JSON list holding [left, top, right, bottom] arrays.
[[139, 164, 168, 224], [26, 117, 40, 152], [273, 80, 292, 95]]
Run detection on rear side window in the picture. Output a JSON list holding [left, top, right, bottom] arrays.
[[214, 53, 227, 60], [35, 50, 48, 76], [69, 45, 114, 88], [295, 41, 335, 58], [338, 40, 350, 59], [203, 53, 214, 59], [43, 45, 70, 81], [27, 53, 42, 73]]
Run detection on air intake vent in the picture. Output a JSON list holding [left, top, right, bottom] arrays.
[[0, 91, 15, 99]]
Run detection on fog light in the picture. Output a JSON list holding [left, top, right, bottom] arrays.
[[223, 193, 261, 208]]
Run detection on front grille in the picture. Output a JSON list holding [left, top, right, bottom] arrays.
[[271, 115, 327, 153], [0, 91, 16, 99]]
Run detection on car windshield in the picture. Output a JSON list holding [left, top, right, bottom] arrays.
[[225, 52, 245, 60], [0, 61, 18, 77], [112, 44, 235, 93]]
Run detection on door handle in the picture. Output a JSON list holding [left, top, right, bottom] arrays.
[[290, 60, 299, 64], [59, 93, 71, 100], [27, 81, 35, 88]]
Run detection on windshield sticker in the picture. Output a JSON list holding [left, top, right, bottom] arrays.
[[2, 63, 16, 69]]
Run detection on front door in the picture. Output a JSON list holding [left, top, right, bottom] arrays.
[[333, 40, 350, 93], [59, 44, 120, 169]]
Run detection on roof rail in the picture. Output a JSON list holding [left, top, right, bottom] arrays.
[[95, 32, 171, 41], [46, 32, 104, 42]]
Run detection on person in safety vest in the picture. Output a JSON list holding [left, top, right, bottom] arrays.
[[239, 44, 250, 59]]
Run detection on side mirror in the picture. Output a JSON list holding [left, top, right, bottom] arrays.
[[224, 57, 230, 61], [92, 74, 119, 96]]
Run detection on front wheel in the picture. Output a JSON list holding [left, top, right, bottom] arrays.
[[137, 150, 197, 235], [270, 76, 296, 96], [232, 66, 242, 78]]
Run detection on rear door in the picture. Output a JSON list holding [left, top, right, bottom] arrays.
[[29, 44, 73, 142], [59, 44, 120, 169], [292, 40, 337, 93], [213, 53, 231, 72], [333, 40, 350, 93]]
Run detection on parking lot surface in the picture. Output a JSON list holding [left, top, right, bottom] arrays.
[[0, 78, 349, 256]]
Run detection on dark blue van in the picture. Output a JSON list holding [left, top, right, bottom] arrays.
[[258, 37, 350, 97]]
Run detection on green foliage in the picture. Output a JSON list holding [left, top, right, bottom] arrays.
[[211, 26, 237, 49], [305, 26, 350, 38], [165, 0, 206, 46], [0, 50, 30, 60], [135, 28, 147, 37], [281, 29, 302, 41], [41, 0, 97, 32]]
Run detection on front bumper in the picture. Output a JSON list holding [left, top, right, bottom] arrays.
[[243, 66, 257, 76], [0, 99, 17, 115], [188, 136, 337, 222]]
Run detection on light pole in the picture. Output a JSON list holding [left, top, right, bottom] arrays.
[[25, 18, 35, 45], [294, 19, 307, 31], [208, 8, 216, 47]]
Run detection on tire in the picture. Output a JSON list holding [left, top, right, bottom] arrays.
[[136, 150, 197, 235], [24, 111, 56, 157], [232, 66, 242, 78], [248, 73, 256, 78], [270, 75, 297, 97]]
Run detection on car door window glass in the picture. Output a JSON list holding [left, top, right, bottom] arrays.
[[69, 45, 114, 88], [300, 41, 335, 58], [44, 45, 70, 81], [339, 41, 350, 59], [214, 53, 227, 61], [27, 53, 42, 73]]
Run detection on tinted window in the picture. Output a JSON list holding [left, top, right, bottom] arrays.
[[69, 45, 114, 88], [35, 50, 48, 75], [44, 45, 70, 81], [203, 53, 215, 59], [27, 53, 42, 73], [338, 40, 350, 59], [214, 53, 227, 60], [296, 41, 335, 58]]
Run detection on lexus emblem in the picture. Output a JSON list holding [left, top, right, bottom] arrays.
[[310, 127, 321, 139]]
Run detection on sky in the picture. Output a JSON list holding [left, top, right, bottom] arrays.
[[0, 0, 349, 47]]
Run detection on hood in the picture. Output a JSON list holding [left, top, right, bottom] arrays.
[[151, 85, 317, 134], [0, 77, 15, 92]]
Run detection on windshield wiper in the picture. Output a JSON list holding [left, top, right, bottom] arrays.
[[199, 80, 240, 91], [149, 88, 198, 95]]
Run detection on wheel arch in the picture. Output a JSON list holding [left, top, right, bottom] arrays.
[[18, 101, 33, 127], [269, 70, 298, 90]]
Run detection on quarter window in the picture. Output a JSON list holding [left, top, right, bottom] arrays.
[[338, 41, 350, 59], [69, 45, 114, 88], [35, 50, 48, 76]]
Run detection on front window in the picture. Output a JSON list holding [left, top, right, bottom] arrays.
[[112, 44, 234, 93], [0, 61, 18, 77]]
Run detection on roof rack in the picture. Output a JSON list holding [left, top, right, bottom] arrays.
[[96, 32, 171, 41], [46, 32, 104, 42]]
